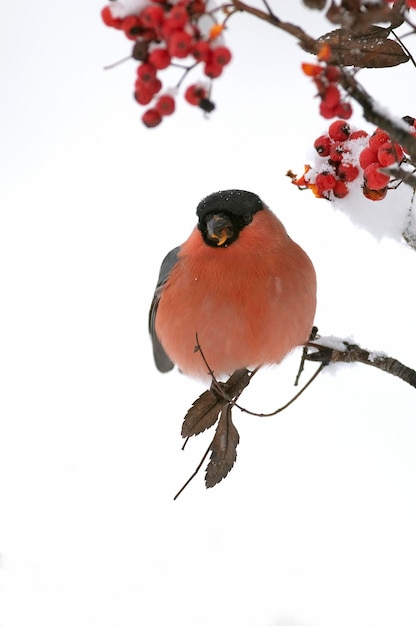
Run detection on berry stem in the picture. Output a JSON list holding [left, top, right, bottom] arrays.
[[260, 0, 277, 19], [104, 55, 133, 70], [390, 29, 416, 69], [174, 60, 200, 89]]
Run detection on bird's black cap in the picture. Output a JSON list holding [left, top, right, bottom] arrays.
[[196, 189, 264, 221]]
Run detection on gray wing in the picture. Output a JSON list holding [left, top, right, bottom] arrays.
[[149, 246, 181, 372]]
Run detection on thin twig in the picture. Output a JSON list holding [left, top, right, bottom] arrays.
[[232, 363, 325, 417], [391, 29, 416, 68], [173, 440, 212, 500], [194, 333, 227, 397], [195, 332, 325, 417], [104, 56, 133, 70]]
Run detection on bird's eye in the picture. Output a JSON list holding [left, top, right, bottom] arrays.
[[243, 213, 253, 224]]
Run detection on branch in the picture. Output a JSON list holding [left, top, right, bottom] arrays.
[[337, 71, 416, 161], [230, 0, 416, 162], [306, 339, 416, 388], [174, 333, 416, 496], [231, 0, 319, 52], [383, 164, 416, 189]]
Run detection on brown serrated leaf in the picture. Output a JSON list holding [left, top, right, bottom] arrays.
[[303, 0, 326, 9], [181, 390, 223, 438], [221, 368, 251, 398], [326, 0, 405, 29], [205, 404, 240, 488], [318, 27, 409, 67], [181, 368, 250, 439]]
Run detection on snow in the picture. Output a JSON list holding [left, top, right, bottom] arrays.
[[109, 0, 152, 18], [308, 334, 350, 351], [333, 169, 414, 240], [1, 3, 416, 626]]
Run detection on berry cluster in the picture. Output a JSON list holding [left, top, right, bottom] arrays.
[[359, 127, 405, 200], [101, 1, 232, 127], [302, 53, 353, 121], [292, 118, 414, 202], [293, 120, 366, 199]]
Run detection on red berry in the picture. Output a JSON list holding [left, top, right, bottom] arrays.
[[377, 141, 404, 166], [350, 129, 369, 140], [319, 101, 336, 119], [142, 108, 162, 128], [134, 82, 154, 105], [314, 134, 331, 156], [188, 0, 206, 15], [192, 40, 211, 62], [165, 5, 189, 30], [135, 75, 161, 98], [359, 146, 379, 169], [148, 77, 162, 95], [211, 46, 232, 66], [140, 5, 165, 29], [155, 94, 176, 116], [122, 15, 143, 40], [148, 48, 171, 69], [204, 61, 223, 78], [333, 180, 349, 198], [363, 162, 390, 190], [101, 6, 123, 29], [315, 172, 336, 194], [184, 83, 207, 105], [323, 65, 340, 82], [368, 129, 390, 151], [337, 162, 359, 182], [141, 28, 159, 42], [167, 30, 193, 59], [333, 101, 352, 119], [322, 84, 340, 109], [328, 119, 351, 141], [137, 62, 157, 82], [329, 142, 348, 163]]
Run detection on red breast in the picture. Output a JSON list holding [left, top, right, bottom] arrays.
[[154, 207, 316, 379]]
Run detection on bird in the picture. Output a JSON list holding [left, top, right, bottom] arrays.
[[149, 189, 316, 381]]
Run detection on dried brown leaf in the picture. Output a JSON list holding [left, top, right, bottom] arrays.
[[303, 0, 326, 9], [326, 0, 405, 28], [181, 368, 250, 439], [318, 27, 409, 67], [205, 404, 240, 488], [221, 368, 251, 398], [181, 390, 223, 438]]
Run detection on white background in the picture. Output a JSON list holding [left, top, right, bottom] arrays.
[[1, 2, 416, 625]]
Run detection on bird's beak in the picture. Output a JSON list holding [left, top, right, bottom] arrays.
[[206, 214, 233, 246]]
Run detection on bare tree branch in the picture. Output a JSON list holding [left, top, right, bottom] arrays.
[[306, 339, 416, 388]]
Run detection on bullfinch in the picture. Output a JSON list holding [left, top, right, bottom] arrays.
[[149, 189, 316, 380]]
